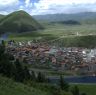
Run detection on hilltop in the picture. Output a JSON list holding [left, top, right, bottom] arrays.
[[0, 11, 43, 34]]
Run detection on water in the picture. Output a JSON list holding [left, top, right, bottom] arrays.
[[0, 34, 8, 41], [49, 76, 96, 84]]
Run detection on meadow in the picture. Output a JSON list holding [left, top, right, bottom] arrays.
[[8, 24, 96, 48], [9, 24, 96, 38], [71, 84, 96, 95], [0, 75, 49, 95]]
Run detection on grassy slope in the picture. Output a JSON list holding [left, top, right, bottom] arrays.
[[9, 24, 96, 37], [0, 15, 5, 20], [9, 24, 96, 47], [72, 84, 96, 95], [0, 75, 49, 95], [0, 11, 43, 33], [56, 35, 96, 48], [0, 75, 96, 95], [0, 75, 70, 95]]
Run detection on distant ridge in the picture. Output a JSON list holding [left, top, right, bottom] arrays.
[[34, 12, 96, 24], [0, 10, 43, 34]]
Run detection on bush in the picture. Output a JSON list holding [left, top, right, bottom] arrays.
[[59, 75, 69, 91], [71, 85, 80, 95]]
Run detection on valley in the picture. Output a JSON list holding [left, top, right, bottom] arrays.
[[0, 10, 96, 95]]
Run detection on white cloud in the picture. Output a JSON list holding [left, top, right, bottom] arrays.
[[25, 0, 30, 7], [0, 0, 19, 6], [31, 0, 96, 15], [34, 0, 96, 9], [24, 0, 34, 10], [0, 11, 8, 15], [0, 0, 96, 15], [34, 0, 96, 6], [19, 5, 24, 10], [0, 0, 20, 15]]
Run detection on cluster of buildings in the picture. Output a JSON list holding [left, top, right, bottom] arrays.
[[6, 40, 96, 76]]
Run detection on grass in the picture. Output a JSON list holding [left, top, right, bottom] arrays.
[[0, 75, 71, 95], [0, 75, 96, 95], [54, 35, 96, 48], [0, 75, 49, 95], [0, 11, 43, 33], [8, 24, 96, 48], [41, 24, 96, 36], [9, 24, 96, 38], [71, 84, 96, 95]]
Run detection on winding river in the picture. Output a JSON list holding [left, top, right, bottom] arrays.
[[48, 76, 96, 84]]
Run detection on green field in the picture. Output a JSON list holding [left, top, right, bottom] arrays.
[[0, 75, 49, 95], [9, 24, 96, 38], [8, 24, 96, 48], [71, 84, 96, 95], [0, 75, 96, 95]]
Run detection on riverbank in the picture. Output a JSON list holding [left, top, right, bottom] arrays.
[[48, 76, 96, 84]]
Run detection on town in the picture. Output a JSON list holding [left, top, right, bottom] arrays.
[[6, 40, 96, 76]]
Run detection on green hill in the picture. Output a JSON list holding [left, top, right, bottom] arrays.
[[0, 75, 49, 95], [0, 15, 5, 20], [0, 11, 43, 34], [51, 20, 81, 25], [58, 35, 96, 48]]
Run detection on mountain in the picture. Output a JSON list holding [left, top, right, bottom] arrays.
[[51, 20, 81, 25], [34, 12, 96, 24], [0, 11, 43, 34]]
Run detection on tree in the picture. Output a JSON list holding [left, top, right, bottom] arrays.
[[59, 75, 69, 91], [37, 72, 46, 82], [14, 59, 25, 82], [52, 88, 61, 95], [0, 40, 5, 57], [81, 93, 87, 95], [71, 85, 80, 95], [23, 66, 31, 81], [31, 70, 36, 81], [0, 42, 15, 78], [8, 54, 14, 60], [0, 58, 15, 77]]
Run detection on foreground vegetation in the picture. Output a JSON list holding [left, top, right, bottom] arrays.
[[0, 75, 49, 95], [0, 75, 96, 95], [76, 84, 96, 95]]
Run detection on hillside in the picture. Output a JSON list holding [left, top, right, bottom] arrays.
[[0, 75, 49, 95], [51, 20, 81, 25], [55, 35, 96, 48], [34, 12, 96, 24], [0, 11, 43, 34], [9, 23, 96, 48], [0, 15, 5, 20]]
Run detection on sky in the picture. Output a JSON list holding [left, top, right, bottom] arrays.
[[0, 0, 96, 15]]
